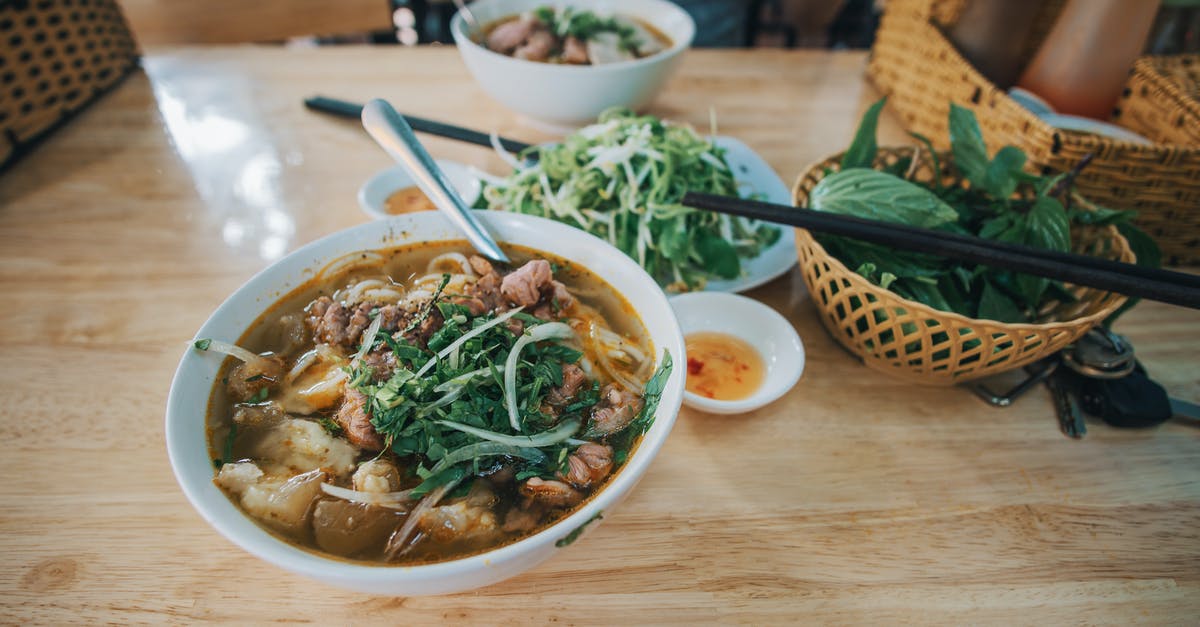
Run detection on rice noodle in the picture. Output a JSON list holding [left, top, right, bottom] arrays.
[[426, 252, 476, 277], [334, 279, 405, 306], [588, 321, 640, 392]]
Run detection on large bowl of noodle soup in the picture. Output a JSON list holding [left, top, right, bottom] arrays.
[[166, 211, 685, 595]]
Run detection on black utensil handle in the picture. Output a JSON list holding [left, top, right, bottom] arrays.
[[304, 95, 534, 155]]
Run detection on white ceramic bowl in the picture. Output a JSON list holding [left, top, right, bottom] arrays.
[[451, 0, 695, 127], [357, 160, 481, 220], [165, 211, 686, 595], [670, 292, 804, 415]]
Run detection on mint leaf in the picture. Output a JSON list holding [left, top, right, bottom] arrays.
[[841, 97, 886, 169], [979, 282, 1024, 322], [695, 232, 740, 279], [981, 146, 1027, 199], [948, 103, 990, 190]]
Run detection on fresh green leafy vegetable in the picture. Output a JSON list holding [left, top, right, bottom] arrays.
[[841, 98, 887, 169], [347, 298, 666, 495], [815, 99, 1160, 323], [809, 168, 959, 228], [481, 109, 781, 291]]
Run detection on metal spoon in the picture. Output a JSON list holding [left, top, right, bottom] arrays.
[[361, 98, 509, 263], [452, 0, 483, 41]]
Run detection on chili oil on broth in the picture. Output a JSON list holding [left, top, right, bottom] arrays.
[[205, 240, 654, 566]]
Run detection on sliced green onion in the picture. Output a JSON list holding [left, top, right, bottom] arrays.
[[425, 441, 546, 479], [504, 322, 575, 431], [192, 338, 261, 365], [415, 307, 525, 378], [352, 314, 383, 364], [438, 418, 580, 448]]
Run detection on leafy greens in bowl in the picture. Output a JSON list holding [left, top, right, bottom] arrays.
[[480, 108, 783, 292], [805, 99, 1159, 324]]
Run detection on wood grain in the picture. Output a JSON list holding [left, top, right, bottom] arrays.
[[0, 47, 1197, 625]]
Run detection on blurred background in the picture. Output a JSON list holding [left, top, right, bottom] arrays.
[[116, 0, 887, 49]]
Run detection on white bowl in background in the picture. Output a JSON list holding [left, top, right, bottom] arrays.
[[451, 0, 695, 127], [357, 160, 481, 220], [670, 291, 804, 415], [165, 211, 686, 595]]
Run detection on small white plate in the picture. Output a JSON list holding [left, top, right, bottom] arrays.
[[357, 160, 482, 220], [703, 136, 798, 293], [356, 137, 796, 292], [670, 291, 805, 415]]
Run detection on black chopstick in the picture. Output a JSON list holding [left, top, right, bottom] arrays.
[[681, 191, 1200, 310], [303, 96, 534, 155]]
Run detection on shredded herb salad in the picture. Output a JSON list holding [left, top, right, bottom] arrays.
[[324, 294, 673, 498], [480, 109, 782, 291], [809, 98, 1160, 324]]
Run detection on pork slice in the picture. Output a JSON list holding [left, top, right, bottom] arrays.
[[470, 271, 504, 311], [562, 35, 589, 64], [468, 255, 494, 277], [486, 15, 538, 54], [306, 297, 373, 349], [519, 477, 582, 509], [500, 259, 553, 307], [545, 363, 587, 407], [559, 443, 614, 489], [587, 384, 644, 435], [334, 389, 384, 451], [450, 296, 489, 317], [360, 348, 396, 382], [514, 28, 558, 62]]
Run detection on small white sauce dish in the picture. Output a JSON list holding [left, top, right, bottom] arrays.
[[670, 292, 805, 415], [357, 160, 482, 220]]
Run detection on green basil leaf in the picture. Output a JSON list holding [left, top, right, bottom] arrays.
[[1024, 196, 1071, 253], [841, 97, 886, 169], [810, 168, 959, 228], [657, 215, 689, 263], [978, 281, 1024, 322], [981, 145, 1026, 199], [695, 231, 740, 279], [948, 103, 989, 190]]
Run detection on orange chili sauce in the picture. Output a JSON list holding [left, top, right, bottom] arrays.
[[684, 331, 765, 401], [383, 186, 437, 215]]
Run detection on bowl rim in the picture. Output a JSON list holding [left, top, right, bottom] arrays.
[[450, 0, 696, 73], [165, 211, 686, 587]]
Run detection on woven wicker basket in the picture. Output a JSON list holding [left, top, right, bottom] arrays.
[[0, 0, 140, 171], [792, 147, 1133, 386], [867, 0, 1200, 265]]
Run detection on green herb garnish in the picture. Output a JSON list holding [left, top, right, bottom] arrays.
[[813, 98, 1160, 324], [482, 109, 781, 291]]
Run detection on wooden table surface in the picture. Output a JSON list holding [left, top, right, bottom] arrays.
[[2, 47, 1198, 624]]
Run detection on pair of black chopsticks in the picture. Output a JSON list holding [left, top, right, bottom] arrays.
[[681, 192, 1200, 310], [304, 95, 534, 154], [305, 95, 1200, 310]]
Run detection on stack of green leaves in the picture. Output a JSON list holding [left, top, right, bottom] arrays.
[[807, 99, 1160, 324], [482, 108, 782, 291]]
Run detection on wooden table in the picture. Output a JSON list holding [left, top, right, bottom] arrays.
[[2, 47, 1197, 624]]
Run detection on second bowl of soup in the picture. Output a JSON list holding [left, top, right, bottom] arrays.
[[451, 0, 695, 127], [166, 211, 685, 595]]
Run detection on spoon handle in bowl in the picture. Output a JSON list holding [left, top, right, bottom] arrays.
[[361, 99, 510, 264]]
